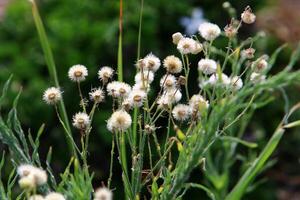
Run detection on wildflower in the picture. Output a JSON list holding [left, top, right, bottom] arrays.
[[45, 192, 66, 200], [17, 164, 37, 177], [19, 175, 36, 190], [192, 41, 203, 54], [29, 195, 45, 200], [94, 187, 113, 200], [43, 87, 62, 105], [230, 76, 243, 90], [198, 22, 221, 41], [208, 73, 230, 86], [172, 32, 183, 45], [72, 112, 90, 130], [98, 66, 114, 83], [107, 81, 131, 98], [144, 53, 161, 72], [135, 59, 147, 71], [163, 55, 183, 74], [172, 104, 191, 121], [132, 82, 151, 93], [250, 72, 266, 84], [224, 24, 237, 38], [158, 89, 182, 108], [126, 90, 146, 107], [134, 70, 154, 84], [198, 59, 217, 75], [241, 6, 256, 24], [160, 74, 177, 90], [107, 110, 132, 132], [89, 88, 105, 104], [68, 64, 88, 82], [177, 76, 186, 86], [241, 48, 255, 59], [17, 164, 47, 186], [251, 58, 268, 73], [177, 37, 197, 54], [144, 124, 156, 134], [189, 94, 209, 110]]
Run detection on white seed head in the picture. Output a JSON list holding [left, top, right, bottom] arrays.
[[208, 73, 230, 86], [189, 94, 209, 110], [241, 48, 255, 59], [198, 22, 221, 41], [127, 90, 146, 108], [18, 175, 36, 190], [89, 88, 105, 104], [160, 74, 177, 90], [198, 59, 217, 75], [192, 41, 203, 54], [45, 192, 66, 200], [17, 164, 47, 186], [251, 59, 268, 73], [177, 37, 197, 55], [132, 82, 151, 93], [17, 164, 36, 177], [172, 104, 191, 121], [144, 53, 161, 72], [172, 32, 184, 45], [43, 87, 62, 105], [230, 76, 243, 90], [98, 66, 114, 83], [157, 89, 182, 108], [241, 6, 256, 24], [68, 64, 88, 82], [94, 187, 113, 200], [107, 110, 132, 132], [134, 70, 154, 84], [107, 81, 131, 98], [250, 72, 266, 84], [29, 195, 45, 200], [72, 112, 90, 130], [163, 55, 183, 74]]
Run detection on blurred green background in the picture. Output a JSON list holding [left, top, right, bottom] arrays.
[[0, 0, 300, 199]]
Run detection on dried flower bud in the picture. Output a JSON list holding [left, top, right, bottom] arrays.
[[224, 24, 237, 38], [177, 76, 186, 86], [241, 48, 255, 59], [144, 124, 156, 134], [241, 6, 256, 24]]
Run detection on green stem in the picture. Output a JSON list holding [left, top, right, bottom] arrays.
[[108, 134, 115, 189], [118, 0, 123, 82]]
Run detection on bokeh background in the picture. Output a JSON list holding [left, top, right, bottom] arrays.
[[0, 0, 300, 199]]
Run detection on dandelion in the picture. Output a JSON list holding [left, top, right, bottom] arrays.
[[17, 164, 47, 186], [17, 164, 37, 177], [43, 87, 62, 105], [72, 112, 90, 130], [160, 74, 177, 90], [94, 187, 113, 200], [45, 192, 66, 200], [127, 90, 146, 107], [198, 22, 221, 41], [189, 94, 209, 110], [132, 82, 151, 93], [230, 76, 243, 90], [172, 104, 191, 121], [251, 58, 268, 73], [134, 70, 154, 84], [107, 81, 131, 98], [135, 59, 147, 71], [163, 55, 183, 74], [98, 66, 114, 83], [68, 64, 88, 82], [172, 32, 183, 45], [144, 53, 161, 72], [208, 73, 230, 86], [107, 110, 132, 132], [177, 37, 197, 54], [29, 195, 45, 200], [198, 59, 217, 75], [89, 88, 105, 104], [241, 6, 256, 24], [250, 72, 266, 84]]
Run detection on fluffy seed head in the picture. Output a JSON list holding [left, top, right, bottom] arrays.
[[198, 59, 217, 75], [192, 41, 203, 54], [241, 6, 256, 24], [144, 53, 161, 72], [208, 73, 230, 86], [172, 32, 184, 45], [172, 104, 191, 121], [43, 87, 62, 105], [94, 187, 113, 200], [163, 55, 183, 74], [89, 88, 105, 104], [45, 192, 66, 200], [29, 195, 45, 200], [17, 164, 47, 186], [230, 76, 243, 90], [177, 38, 197, 54], [107, 81, 131, 98], [68, 64, 88, 82], [132, 82, 151, 93], [250, 72, 266, 84], [224, 24, 237, 38], [19, 175, 36, 190], [189, 94, 209, 110], [157, 89, 182, 108], [160, 74, 177, 90], [107, 110, 132, 132], [127, 90, 146, 108], [134, 70, 154, 84], [251, 58, 268, 73], [241, 48, 255, 59], [98, 66, 114, 83], [72, 112, 90, 130], [198, 22, 221, 41]]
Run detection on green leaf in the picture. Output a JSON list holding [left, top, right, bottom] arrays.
[[221, 136, 258, 148]]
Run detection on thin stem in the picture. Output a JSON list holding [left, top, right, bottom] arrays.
[[108, 134, 115, 189], [118, 0, 123, 82], [77, 82, 86, 113]]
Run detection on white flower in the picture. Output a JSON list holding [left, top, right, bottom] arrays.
[[107, 81, 131, 98], [89, 88, 105, 104], [17, 164, 36, 177], [45, 192, 66, 200], [172, 32, 184, 45], [198, 59, 217, 75], [250, 72, 266, 84], [72, 112, 90, 130], [251, 59, 268, 73], [43, 87, 62, 105], [157, 89, 182, 108], [198, 22, 221, 41], [160, 74, 177, 90], [172, 104, 191, 121], [241, 6, 256, 24], [68, 64, 88, 82], [17, 164, 47, 186], [29, 195, 45, 200], [163, 55, 183, 74], [192, 41, 203, 54], [107, 110, 132, 132], [134, 70, 154, 84], [132, 82, 151, 93], [241, 48, 255, 59], [135, 59, 147, 70], [230, 76, 243, 90], [144, 53, 161, 72], [98, 66, 114, 83], [94, 187, 113, 200], [127, 90, 146, 107], [189, 94, 209, 110], [177, 37, 197, 54], [208, 73, 230, 86], [19, 175, 36, 190]]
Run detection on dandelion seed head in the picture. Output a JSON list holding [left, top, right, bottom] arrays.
[[107, 81, 131, 98], [177, 37, 197, 54], [163, 55, 183, 74], [68, 64, 88, 82], [107, 110, 132, 132], [241, 6, 256, 24], [29, 195, 44, 200], [98, 66, 114, 83], [45, 192, 66, 200], [189, 94, 209, 110], [172, 104, 191, 121], [251, 59, 268, 73], [144, 53, 161, 72], [132, 82, 151, 93], [89, 88, 105, 104], [17, 164, 47, 186], [72, 112, 90, 130], [198, 59, 217, 75], [198, 22, 221, 41], [43, 87, 62, 105], [94, 187, 113, 200], [192, 41, 203, 54], [134, 70, 154, 84], [160, 75, 177, 90], [18, 175, 36, 190], [172, 32, 184, 45], [208, 73, 230, 86], [250, 72, 266, 84], [230, 76, 243, 91], [127, 90, 146, 107]]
